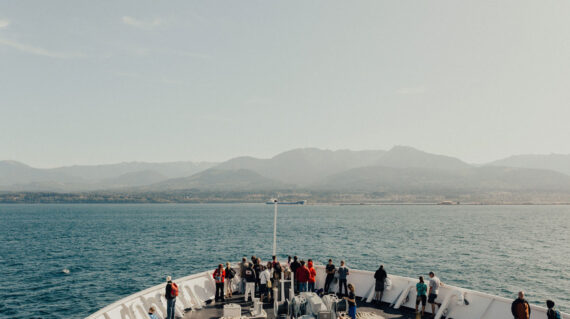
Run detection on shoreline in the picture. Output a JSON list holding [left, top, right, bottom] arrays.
[[1, 201, 570, 205]]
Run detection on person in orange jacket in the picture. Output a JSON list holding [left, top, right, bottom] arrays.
[[307, 259, 317, 292], [511, 291, 531, 319], [213, 264, 226, 302]]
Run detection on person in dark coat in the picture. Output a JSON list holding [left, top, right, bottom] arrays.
[[225, 262, 236, 298], [324, 259, 336, 293], [290, 256, 301, 292], [373, 264, 387, 304], [244, 262, 257, 302], [546, 299, 560, 319], [511, 291, 531, 319]]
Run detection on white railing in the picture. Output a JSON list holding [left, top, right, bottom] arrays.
[[87, 264, 567, 319], [313, 265, 568, 319], [86, 269, 241, 319]]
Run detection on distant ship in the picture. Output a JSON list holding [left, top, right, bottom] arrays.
[[265, 200, 307, 205], [437, 201, 459, 205]]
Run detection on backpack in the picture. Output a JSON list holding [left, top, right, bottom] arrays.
[[170, 282, 179, 297], [550, 309, 563, 319], [227, 268, 236, 279]]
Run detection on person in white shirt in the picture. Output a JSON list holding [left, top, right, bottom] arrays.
[[259, 263, 272, 302], [428, 271, 444, 315]]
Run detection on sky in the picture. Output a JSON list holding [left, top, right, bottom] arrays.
[[1, 1, 570, 168]]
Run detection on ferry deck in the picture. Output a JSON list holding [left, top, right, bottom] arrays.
[[87, 264, 568, 319]]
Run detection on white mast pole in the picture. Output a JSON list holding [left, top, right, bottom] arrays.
[[272, 198, 278, 256]]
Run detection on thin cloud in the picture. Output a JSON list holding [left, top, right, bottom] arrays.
[[0, 19, 10, 29], [122, 45, 210, 59], [114, 71, 192, 86], [122, 16, 163, 30], [0, 37, 83, 59], [396, 86, 427, 95]]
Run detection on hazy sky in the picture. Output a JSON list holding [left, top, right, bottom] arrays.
[[1, 1, 570, 168]]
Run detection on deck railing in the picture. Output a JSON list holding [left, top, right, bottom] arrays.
[[87, 264, 567, 319]]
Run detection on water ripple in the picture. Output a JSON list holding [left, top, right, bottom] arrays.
[[0, 204, 569, 318]]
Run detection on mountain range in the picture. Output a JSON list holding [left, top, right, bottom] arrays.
[[0, 161, 215, 191], [3, 147, 570, 202]]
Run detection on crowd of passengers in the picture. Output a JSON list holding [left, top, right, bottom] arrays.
[[156, 256, 564, 319]]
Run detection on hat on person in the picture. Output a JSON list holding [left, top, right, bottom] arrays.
[[166, 276, 172, 282]]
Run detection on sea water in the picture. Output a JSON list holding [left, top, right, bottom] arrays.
[[1, 204, 569, 318]]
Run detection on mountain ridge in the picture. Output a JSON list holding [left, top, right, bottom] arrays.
[[487, 154, 570, 176], [3, 147, 570, 200]]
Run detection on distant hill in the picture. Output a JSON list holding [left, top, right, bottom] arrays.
[[4, 147, 570, 203], [50, 161, 216, 180], [0, 160, 215, 191], [215, 148, 387, 186], [149, 168, 288, 191], [487, 154, 570, 176], [97, 170, 168, 188], [0, 161, 83, 187], [376, 146, 471, 170], [317, 165, 570, 193]]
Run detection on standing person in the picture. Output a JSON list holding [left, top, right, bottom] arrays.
[[291, 256, 301, 292], [260, 263, 272, 302], [254, 257, 263, 296], [244, 262, 257, 302], [273, 256, 282, 288], [213, 264, 226, 302], [307, 259, 317, 292], [415, 276, 428, 315], [344, 284, 357, 319], [511, 291, 531, 319], [337, 260, 350, 296], [296, 260, 310, 292], [165, 276, 178, 319], [239, 257, 248, 294], [287, 256, 293, 268], [373, 264, 387, 304], [324, 259, 336, 293], [428, 272, 443, 316], [267, 262, 274, 301], [225, 262, 236, 298], [546, 300, 561, 319]]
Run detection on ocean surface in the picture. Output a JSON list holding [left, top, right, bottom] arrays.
[[1, 204, 569, 318]]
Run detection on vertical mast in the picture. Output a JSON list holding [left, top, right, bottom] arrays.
[[272, 198, 278, 256]]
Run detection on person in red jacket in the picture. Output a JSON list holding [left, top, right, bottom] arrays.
[[213, 264, 226, 302], [307, 259, 317, 292], [295, 260, 310, 292]]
